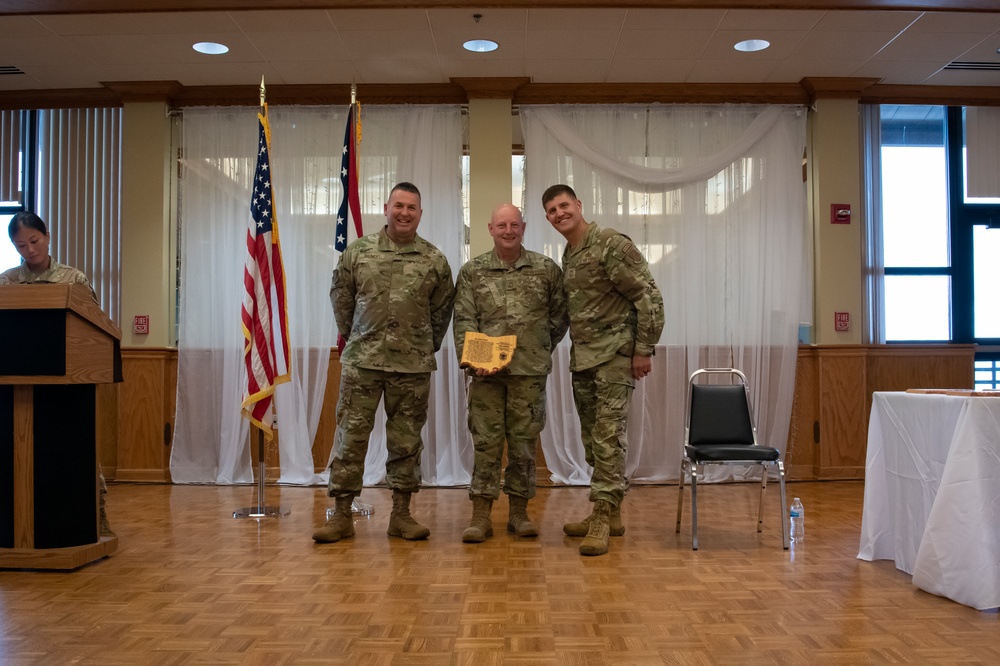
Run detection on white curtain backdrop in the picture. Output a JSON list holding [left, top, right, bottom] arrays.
[[521, 104, 809, 484], [170, 105, 470, 487]]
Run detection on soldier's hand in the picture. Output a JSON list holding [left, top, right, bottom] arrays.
[[632, 354, 652, 380]]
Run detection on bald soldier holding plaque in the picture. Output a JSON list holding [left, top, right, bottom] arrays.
[[453, 203, 568, 542]]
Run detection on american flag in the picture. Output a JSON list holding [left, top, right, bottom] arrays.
[[241, 104, 291, 437], [335, 101, 363, 354], [336, 101, 363, 253]]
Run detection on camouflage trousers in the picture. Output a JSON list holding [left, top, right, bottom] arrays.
[[327, 365, 430, 497], [467, 373, 548, 500], [571, 354, 634, 507]]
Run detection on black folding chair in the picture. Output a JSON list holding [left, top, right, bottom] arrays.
[[675, 368, 789, 550]]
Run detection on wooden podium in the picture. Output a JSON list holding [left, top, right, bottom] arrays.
[[0, 284, 121, 569]]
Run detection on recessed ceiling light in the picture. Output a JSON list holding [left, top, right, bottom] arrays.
[[734, 39, 770, 53], [463, 39, 498, 53], [193, 41, 229, 55]]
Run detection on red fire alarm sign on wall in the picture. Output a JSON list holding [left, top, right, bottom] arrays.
[[831, 203, 851, 224], [133, 314, 150, 335], [834, 312, 850, 332]]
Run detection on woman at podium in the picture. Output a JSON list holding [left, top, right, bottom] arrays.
[[1, 211, 115, 537]]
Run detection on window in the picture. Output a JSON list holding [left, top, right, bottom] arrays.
[[868, 105, 1000, 360], [0, 108, 121, 322]]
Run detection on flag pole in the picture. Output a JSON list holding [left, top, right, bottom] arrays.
[[329, 82, 373, 519], [235, 76, 290, 520]]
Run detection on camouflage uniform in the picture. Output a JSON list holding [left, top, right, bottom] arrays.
[[328, 226, 455, 496], [562, 222, 664, 507], [0, 259, 93, 291], [453, 247, 568, 500]]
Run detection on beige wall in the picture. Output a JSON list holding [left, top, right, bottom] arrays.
[[468, 98, 514, 258], [120, 101, 175, 348], [808, 98, 864, 344]]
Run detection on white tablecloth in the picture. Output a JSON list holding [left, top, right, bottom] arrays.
[[858, 391, 1000, 610]]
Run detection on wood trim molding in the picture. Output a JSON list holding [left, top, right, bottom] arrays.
[[6, 78, 1000, 109], [2, 2, 997, 15], [452, 77, 531, 99]]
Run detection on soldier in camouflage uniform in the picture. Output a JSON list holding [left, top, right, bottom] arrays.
[[453, 203, 568, 543], [2, 211, 116, 538], [541, 185, 664, 557], [313, 182, 456, 544]]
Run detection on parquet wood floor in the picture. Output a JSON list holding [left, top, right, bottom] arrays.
[[1, 480, 996, 665]]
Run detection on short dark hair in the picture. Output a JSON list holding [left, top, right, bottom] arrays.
[[8, 211, 47, 240], [390, 181, 421, 203], [542, 184, 577, 207]]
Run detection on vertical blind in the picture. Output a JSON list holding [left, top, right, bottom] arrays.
[[35, 108, 122, 323], [0, 110, 20, 203]]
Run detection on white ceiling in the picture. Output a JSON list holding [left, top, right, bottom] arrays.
[[2, 7, 1000, 91]]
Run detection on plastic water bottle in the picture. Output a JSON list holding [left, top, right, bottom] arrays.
[[789, 497, 805, 543]]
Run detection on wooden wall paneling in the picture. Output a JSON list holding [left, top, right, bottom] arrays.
[[117, 349, 173, 482], [817, 347, 868, 479], [866, 344, 975, 395], [785, 347, 819, 480], [96, 383, 118, 479], [164, 352, 177, 482], [114, 344, 975, 486], [311, 349, 340, 474]]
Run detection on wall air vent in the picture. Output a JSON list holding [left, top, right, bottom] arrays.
[[944, 61, 1000, 71], [0, 66, 24, 75]]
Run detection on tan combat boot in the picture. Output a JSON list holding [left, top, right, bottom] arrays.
[[312, 494, 356, 543], [506, 495, 539, 537], [387, 489, 430, 540], [579, 500, 612, 556], [563, 503, 625, 537], [462, 496, 494, 543], [99, 503, 116, 538]]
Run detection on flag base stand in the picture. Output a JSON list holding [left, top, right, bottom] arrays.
[[234, 427, 290, 519], [327, 498, 374, 519]]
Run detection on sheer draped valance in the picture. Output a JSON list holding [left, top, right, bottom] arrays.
[[522, 104, 809, 484]]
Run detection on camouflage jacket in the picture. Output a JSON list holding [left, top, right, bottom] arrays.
[[332, 226, 455, 373], [0, 259, 96, 300], [561, 222, 664, 372], [453, 247, 568, 376]]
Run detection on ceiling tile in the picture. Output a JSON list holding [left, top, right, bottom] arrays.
[[811, 10, 919, 32], [327, 9, 429, 32], [352, 59, 446, 84], [527, 59, 610, 83], [788, 30, 899, 61], [606, 59, 697, 83], [621, 9, 726, 31], [428, 8, 527, 30], [128, 12, 239, 34], [525, 30, 620, 60], [767, 58, 869, 82], [687, 59, 782, 83], [227, 9, 335, 33], [0, 16, 51, 37], [527, 8, 626, 30], [33, 13, 145, 36], [614, 30, 716, 60], [440, 58, 526, 78], [852, 59, 946, 84], [270, 60, 359, 85], [872, 31, 992, 62], [245, 31, 350, 62], [718, 9, 825, 31], [338, 30, 438, 61]]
